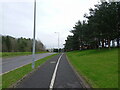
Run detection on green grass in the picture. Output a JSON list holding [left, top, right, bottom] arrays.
[[1, 51, 47, 58], [1, 54, 57, 88], [0, 75, 2, 90], [67, 48, 119, 88]]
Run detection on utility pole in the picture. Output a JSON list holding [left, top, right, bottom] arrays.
[[32, 0, 36, 69]]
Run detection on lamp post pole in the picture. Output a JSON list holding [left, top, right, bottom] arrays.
[[32, 0, 36, 69], [55, 32, 59, 53]]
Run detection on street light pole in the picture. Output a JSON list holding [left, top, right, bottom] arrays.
[[58, 32, 59, 53], [55, 32, 59, 53], [32, 0, 36, 69]]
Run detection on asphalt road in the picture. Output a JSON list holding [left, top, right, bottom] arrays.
[[16, 53, 83, 88], [1, 53, 55, 74]]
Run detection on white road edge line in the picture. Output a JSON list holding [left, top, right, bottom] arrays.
[[49, 53, 63, 90], [0, 62, 31, 75], [0, 54, 55, 75]]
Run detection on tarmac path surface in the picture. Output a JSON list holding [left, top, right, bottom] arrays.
[[16, 53, 83, 89]]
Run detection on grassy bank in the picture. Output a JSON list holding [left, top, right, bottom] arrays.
[[2, 54, 57, 88], [1, 51, 47, 58], [67, 48, 118, 88]]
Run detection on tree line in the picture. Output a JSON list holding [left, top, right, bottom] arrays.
[[64, 1, 120, 51], [2, 35, 45, 52]]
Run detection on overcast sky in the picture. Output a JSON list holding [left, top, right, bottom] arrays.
[[0, 0, 101, 49]]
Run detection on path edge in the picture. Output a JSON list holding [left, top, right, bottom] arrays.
[[10, 54, 58, 88], [65, 53, 92, 89]]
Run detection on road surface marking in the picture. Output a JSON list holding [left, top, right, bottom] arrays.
[[0, 62, 32, 75], [1, 57, 45, 75], [49, 53, 63, 90], [0, 58, 43, 75], [0, 57, 47, 75], [1, 54, 55, 75], [50, 61, 56, 64]]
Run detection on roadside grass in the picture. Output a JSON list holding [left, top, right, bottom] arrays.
[[0, 52, 1, 57], [2, 54, 57, 88], [67, 48, 118, 88], [0, 75, 2, 90], [1, 51, 47, 58]]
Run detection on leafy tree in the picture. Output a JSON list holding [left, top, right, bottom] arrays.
[[2, 35, 45, 52], [64, 1, 120, 51]]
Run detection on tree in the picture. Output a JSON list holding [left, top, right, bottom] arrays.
[[64, 1, 120, 51], [2, 35, 46, 52]]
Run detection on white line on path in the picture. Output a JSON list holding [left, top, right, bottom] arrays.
[[49, 53, 63, 90]]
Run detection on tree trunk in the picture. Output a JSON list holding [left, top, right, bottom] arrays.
[[102, 39, 104, 48], [112, 40, 115, 47], [105, 39, 107, 48], [108, 39, 111, 49], [117, 38, 120, 48], [98, 40, 100, 50]]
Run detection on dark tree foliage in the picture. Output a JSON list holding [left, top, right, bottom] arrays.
[[2, 35, 45, 52], [64, 2, 120, 51]]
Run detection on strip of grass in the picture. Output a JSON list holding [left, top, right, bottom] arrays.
[[1, 51, 48, 58], [0, 75, 2, 90], [67, 48, 118, 88], [1, 54, 57, 88]]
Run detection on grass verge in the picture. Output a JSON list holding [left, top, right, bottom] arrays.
[[1, 51, 47, 58], [67, 48, 118, 88], [0, 75, 2, 90], [1, 54, 57, 88]]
